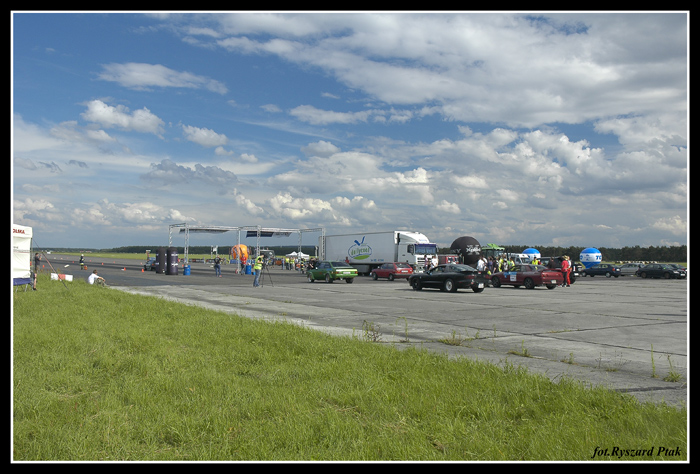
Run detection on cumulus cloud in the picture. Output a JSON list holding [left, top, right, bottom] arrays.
[[301, 140, 340, 157], [142, 159, 237, 189], [81, 100, 165, 136], [182, 124, 229, 147]]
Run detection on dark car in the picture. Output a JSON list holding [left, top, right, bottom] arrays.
[[490, 264, 563, 290], [636, 264, 687, 279], [408, 264, 487, 293], [581, 263, 621, 278], [143, 257, 157, 271], [370, 262, 414, 280]]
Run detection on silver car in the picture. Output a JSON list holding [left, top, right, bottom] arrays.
[[619, 263, 643, 276]]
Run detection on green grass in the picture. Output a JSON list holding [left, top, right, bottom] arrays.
[[13, 276, 687, 461]]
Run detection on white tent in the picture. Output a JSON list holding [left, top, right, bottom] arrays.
[[13, 223, 32, 286], [286, 251, 309, 259]]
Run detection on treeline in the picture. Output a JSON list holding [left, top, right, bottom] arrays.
[[68, 244, 686, 264], [98, 245, 318, 257]]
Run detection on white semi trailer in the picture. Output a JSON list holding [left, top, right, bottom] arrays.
[[320, 231, 438, 274]]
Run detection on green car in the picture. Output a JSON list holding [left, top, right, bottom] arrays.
[[307, 261, 358, 283]]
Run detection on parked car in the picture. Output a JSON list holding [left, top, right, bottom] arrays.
[[143, 257, 156, 271], [581, 263, 621, 278], [370, 262, 414, 280], [307, 261, 358, 283], [541, 256, 581, 283], [490, 264, 563, 290], [408, 264, 487, 293], [635, 264, 687, 279], [619, 263, 643, 276]]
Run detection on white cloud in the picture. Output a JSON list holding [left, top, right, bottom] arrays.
[[98, 62, 228, 94], [182, 124, 229, 147], [81, 100, 165, 136]]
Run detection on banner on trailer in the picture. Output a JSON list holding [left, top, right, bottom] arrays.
[[12, 224, 33, 285]]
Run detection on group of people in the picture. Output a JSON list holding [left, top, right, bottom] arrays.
[[474, 253, 573, 287], [474, 255, 517, 275]]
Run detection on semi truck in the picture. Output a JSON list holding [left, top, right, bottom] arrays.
[[320, 231, 438, 274]]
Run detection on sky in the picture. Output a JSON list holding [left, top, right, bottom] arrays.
[[11, 11, 688, 252]]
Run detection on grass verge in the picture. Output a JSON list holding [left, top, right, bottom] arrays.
[[12, 276, 687, 461]]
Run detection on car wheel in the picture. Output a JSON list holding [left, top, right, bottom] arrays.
[[524, 278, 535, 289], [443, 278, 457, 292], [491, 276, 501, 288], [346, 278, 354, 284], [663, 272, 671, 279], [640, 272, 647, 278], [546, 284, 556, 289], [325, 274, 333, 283], [388, 274, 395, 281], [372, 273, 378, 280], [605, 272, 612, 278], [411, 279, 423, 291], [472, 286, 484, 293]]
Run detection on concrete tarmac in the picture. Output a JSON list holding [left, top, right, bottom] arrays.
[[48, 255, 688, 407]]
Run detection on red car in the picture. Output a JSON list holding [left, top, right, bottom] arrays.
[[370, 262, 414, 281], [490, 264, 564, 289]]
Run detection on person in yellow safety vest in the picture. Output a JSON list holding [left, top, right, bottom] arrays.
[[253, 255, 264, 287]]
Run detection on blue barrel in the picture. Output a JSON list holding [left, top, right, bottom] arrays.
[[183, 265, 191, 276], [245, 264, 252, 275]]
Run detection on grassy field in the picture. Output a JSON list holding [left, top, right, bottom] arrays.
[[12, 275, 687, 461]]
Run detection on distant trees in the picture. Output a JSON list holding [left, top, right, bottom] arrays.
[[101, 244, 686, 263]]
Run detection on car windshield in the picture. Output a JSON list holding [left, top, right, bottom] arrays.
[[448, 264, 477, 272]]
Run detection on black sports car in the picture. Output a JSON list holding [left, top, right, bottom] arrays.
[[408, 264, 487, 293]]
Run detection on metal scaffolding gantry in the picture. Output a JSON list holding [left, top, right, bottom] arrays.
[[168, 223, 325, 272]]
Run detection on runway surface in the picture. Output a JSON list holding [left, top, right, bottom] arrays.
[[44, 254, 688, 407]]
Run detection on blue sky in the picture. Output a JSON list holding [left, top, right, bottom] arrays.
[[12, 12, 688, 251]]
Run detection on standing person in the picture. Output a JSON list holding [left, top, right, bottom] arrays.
[[32, 252, 41, 291], [476, 255, 486, 272], [214, 255, 222, 277], [253, 254, 264, 287], [88, 269, 106, 286], [79, 254, 85, 270], [561, 256, 571, 287]]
